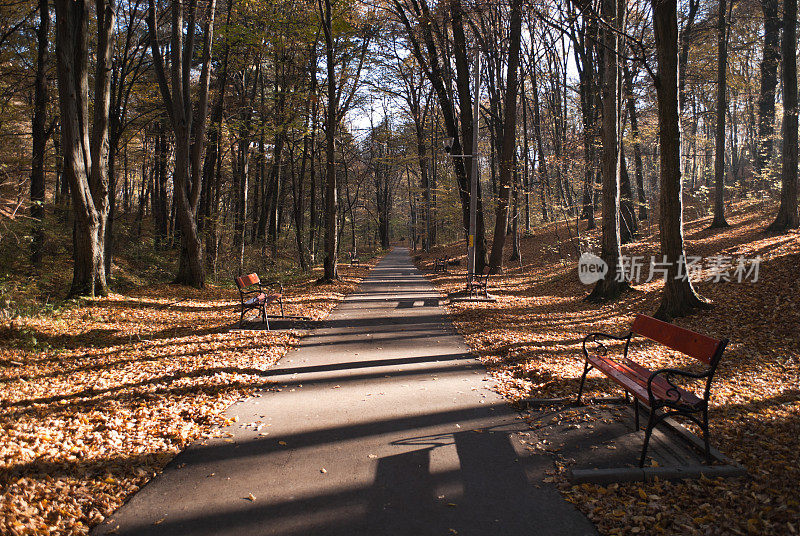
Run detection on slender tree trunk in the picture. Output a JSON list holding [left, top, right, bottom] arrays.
[[105, 138, 117, 276], [756, 0, 780, 182], [652, 0, 710, 319], [320, 0, 338, 281], [488, 0, 523, 272], [309, 71, 318, 265], [530, 58, 549, 222], [509, 155, 521, 262], [587, 0, 628, 302], [623, 62, 647, 220], [521, 79, 530, 232], [710, 0, 730, 228], [450, 1, 488, 271], [414, 120, 431, 251], [30, 0, 50, 267], [201, 0, 231, 270], [575, 16, 598, 230], [767, 0, 799, 231], [292, 117, 309, 271], [620, 145, 637, 243]]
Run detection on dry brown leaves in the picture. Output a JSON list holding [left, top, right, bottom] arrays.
[[0, 262, 375, 535], [418, 201, 799, 535]]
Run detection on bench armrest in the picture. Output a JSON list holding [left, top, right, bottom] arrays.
[[646, 366, 711, 405], [261, 281, 284, 293], [582, 332, 633, 360], [239, 288, 263, 295]]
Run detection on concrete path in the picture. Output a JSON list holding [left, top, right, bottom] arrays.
[[97, 248, 596, 536]]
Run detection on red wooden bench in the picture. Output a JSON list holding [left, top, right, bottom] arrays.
[[577, 314, 728, 466], [234, 273, 284, 329]]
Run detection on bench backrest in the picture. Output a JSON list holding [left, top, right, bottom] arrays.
[[235, 273, 260, 290], [631, 314, 726, 365]]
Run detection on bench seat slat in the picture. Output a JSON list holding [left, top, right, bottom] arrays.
[[244, 293, 281, 306], [587, 353, 702, 408]]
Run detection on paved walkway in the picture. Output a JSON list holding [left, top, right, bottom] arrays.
[[97, 248, 596, 536]]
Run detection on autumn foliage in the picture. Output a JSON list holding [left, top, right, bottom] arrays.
[[0, 263, 374, 535]]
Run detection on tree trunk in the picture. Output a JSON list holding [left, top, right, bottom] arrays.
[[575, 13, 598, 230], [309, 67, 318, 265], [619, 145, 637, 243], [756, 0, 780, 182], [521, 79, 530, 232], [623, 62, 647, 220], [509, 156, 521, 262], [530, 58, 549, 222], [320, 0, 338, 281], [710, 0, 730, 228], [652, 0, 710, 319], [146, 0, 216, 287], [450, 0, 488, 271], [292, 115, 309, 271], [488, 0, 523, 273], [587, 0, 628, 302], [30, 0, 50, 267], [766, 0, 799, 232], [54, 0, 114, 298], [201, 0, 231, 269]]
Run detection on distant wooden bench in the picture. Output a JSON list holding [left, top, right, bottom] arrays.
[[466, 266, 491, 298], [349, 252, 360, 266], [577, 314, 728, 466], [433, 256, 449, 273], [234, 273, 284, 329]]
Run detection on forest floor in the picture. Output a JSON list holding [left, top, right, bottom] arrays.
[[0, 217, 381, 535], [415, 199, 799, 536]]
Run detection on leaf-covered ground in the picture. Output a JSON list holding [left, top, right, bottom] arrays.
[[0, 262, 376, 535], [416, 201, 799, 535]]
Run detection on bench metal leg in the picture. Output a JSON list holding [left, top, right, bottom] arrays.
[[576, 361, 592, 404], [639, 409, 656, 468], [702, 408, 712, 464]]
